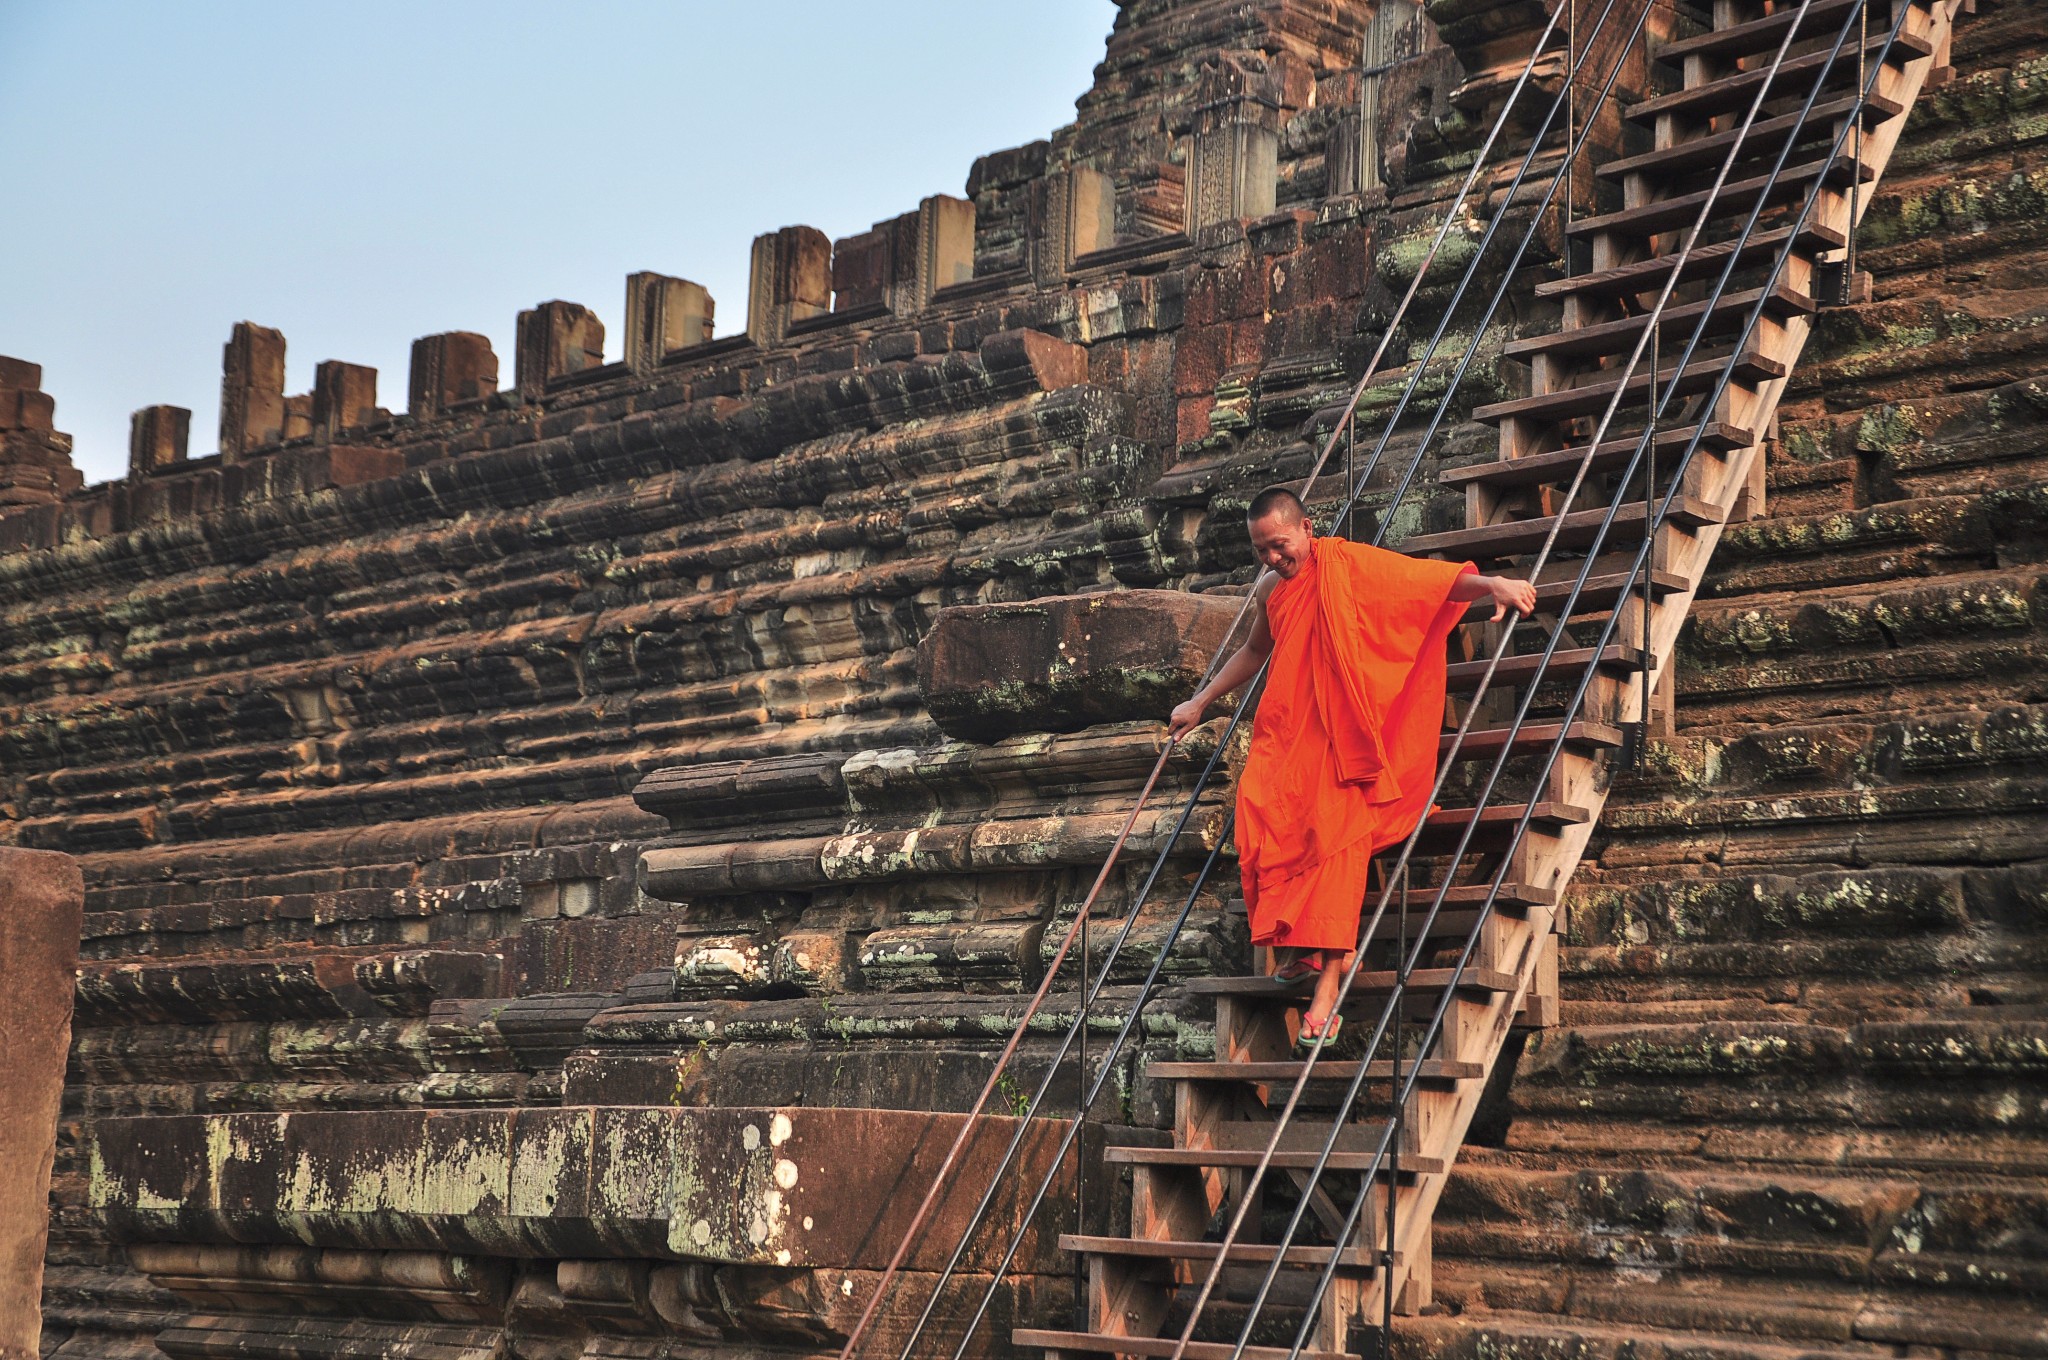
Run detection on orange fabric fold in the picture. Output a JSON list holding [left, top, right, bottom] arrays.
[[1236, 537, 1472, 953]]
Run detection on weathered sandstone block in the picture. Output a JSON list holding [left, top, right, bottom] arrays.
[[0, 358, 82, 506], [746, 224, 831, 344], [90, 1105, 1084, 1273], [917, 588, 1246, 742], [408, 330, 499, 417], [832, 195, 976, 316], [312, 359, 379, 436], [127, 404, 191, 476], [218, 321, 287, 459], [623, 271, 713, 372], [0, 849, 82, 1360], [515, 301, 605, 396]]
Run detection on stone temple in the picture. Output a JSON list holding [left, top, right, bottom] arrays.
[[2, 1, 2043, 1358]]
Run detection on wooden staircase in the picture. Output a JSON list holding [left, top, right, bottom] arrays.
[[1017, 0, 1966, 1356]]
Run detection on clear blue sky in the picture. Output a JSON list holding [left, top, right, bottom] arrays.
[[0, 2, 1115, 485]]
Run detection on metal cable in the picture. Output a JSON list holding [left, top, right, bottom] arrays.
[[835, 10, 1588, 1358], [1253, 9, 1919, 1356], [921, 0, 1643, 1350], [1240, 2, 1873, 1346], [1164, 0, 1738, 1346], [916, 0, 1640, 1347]]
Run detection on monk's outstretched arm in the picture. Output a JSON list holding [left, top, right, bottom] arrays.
[[1166, 597, 1274, 741], [1450, 570, 1538, 622]]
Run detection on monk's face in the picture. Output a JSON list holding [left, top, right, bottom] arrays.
[[1248, 511, 1314, 579]]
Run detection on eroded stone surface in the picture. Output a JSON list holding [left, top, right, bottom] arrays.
[[919, 588, 1247, 741], [5, 0, 2047, 1356], [90, 1105, 1081, 1273], [0, 850, 82, 1360]]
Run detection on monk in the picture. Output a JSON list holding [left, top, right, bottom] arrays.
[[1167, 487, 1537, 1044]]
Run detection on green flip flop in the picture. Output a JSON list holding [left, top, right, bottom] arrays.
[[1295, 1012, 1343, 1051]]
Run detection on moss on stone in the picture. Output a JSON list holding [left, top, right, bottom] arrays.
[[1573, 1030, 1798, 1084], [1779, 424, 1831, 464], [1374, 223, 1483, 288]]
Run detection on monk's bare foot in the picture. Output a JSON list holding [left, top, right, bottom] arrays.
[[1302, 951, 1355, 1031]]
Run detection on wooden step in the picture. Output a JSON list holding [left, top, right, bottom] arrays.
[[1210, 1118, 1412, 1156], [1221, 906, 1503, 948], [1441, 423, 1752, 487], [1474, 352, 1786, 426], [1406, 495, 1725, 559], [1187, 966, 1521, 1001], [1418, 801, 1594, 850], [1015, 1329, 1357, 1360], [1229, 883, 1558, 912], [1057, 1235, 1395, 1270], [1441, 720, 1625, 761], [1566, 158, 1873, 242], [1656, 0, 1926, 67], [1627, 30, 1935, 127], [1147, 1058, 1486, 1084], [1534, 224, 1845, 301], [1503, 285, 1813, 363], [1518, 567, 1690, 613], [1455, 568, 1689, 620], [1355, 905, 1520, 943], [1412, 881, 1554, 909], [1101, 1145, 1447, 1177], [1447, 645, 1644, 692], [1597, 93, 1905, 182]]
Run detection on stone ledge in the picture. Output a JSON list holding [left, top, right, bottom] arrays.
[[917, 588, 1245, 742], [89, 1105, 1083, 1275], [0, 848, 82, 1360]]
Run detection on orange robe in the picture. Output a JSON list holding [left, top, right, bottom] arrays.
[[1236, 536, 1473, 953]]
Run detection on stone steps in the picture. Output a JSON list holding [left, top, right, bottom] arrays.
[[1515, 1014, 2048, 1090], [1566, 863, 1975, 948], [1502, 1095, 2048, 1175], [2, 636, 931, 794], [1685, 567, 2042, 669], [1392, 1278, 2048, 1360], [1695, 490, 2006, 597], [1499, 1015, 2048, 1187], [1432, 1155, 2048, 1296], [1603, 705, 2048, 828], [1407, 1255, 2048, 1358]]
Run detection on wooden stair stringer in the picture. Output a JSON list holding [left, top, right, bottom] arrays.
[[1359, 0, 1964, 1327], [1017, 2, 1965, 1356]]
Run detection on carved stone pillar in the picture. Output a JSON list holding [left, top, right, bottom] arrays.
[[1357, 0, 1424, 195], [515, 302, 605, 397], [408, 331, 499, 418], [128, 404, 191, 477], [218, 321, 287, 460], [623, 272, 714, 373], [745, 225, 831, 345], [1185, 51, 1284, 233], [912, 193, 976, 306], [1031, 167, 1117, 284]]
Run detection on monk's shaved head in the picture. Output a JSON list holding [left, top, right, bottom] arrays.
[[1246, 485, 1315, 579], [1247, 485, 1307, 526]]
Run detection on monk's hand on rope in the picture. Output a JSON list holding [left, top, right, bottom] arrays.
[[1167, 696, 1207, 743], [1489, 575, 1538, 623]]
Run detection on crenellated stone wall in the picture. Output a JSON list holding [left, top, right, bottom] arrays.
[[8, 5, 1444, 1356]]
